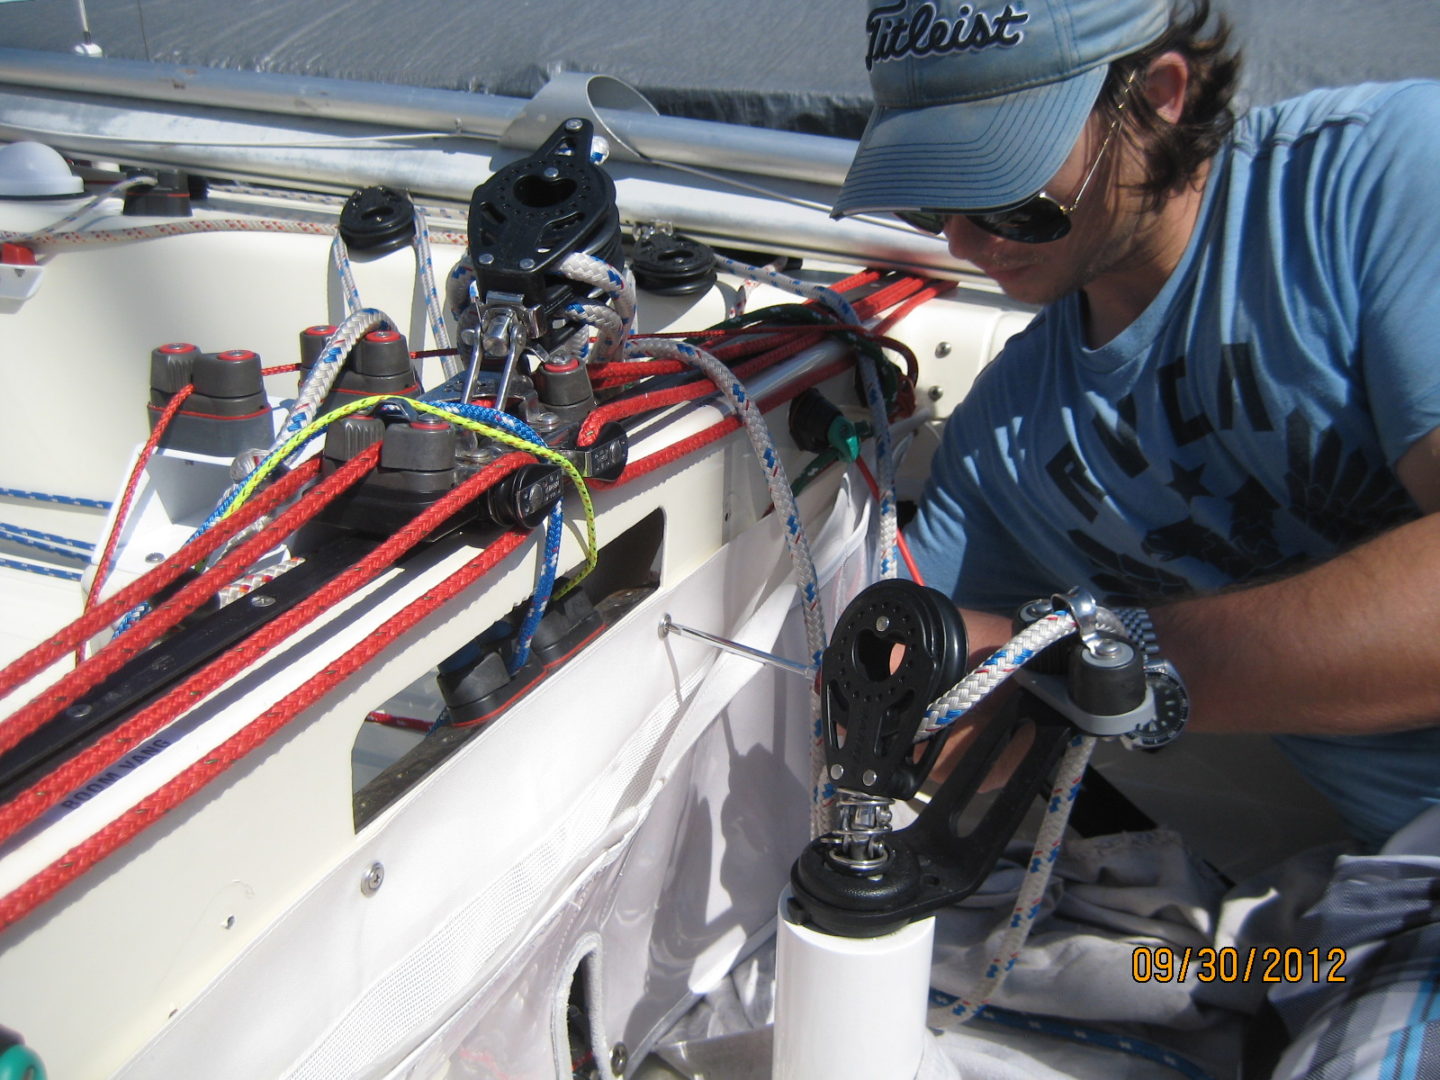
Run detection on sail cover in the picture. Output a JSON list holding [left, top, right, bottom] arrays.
[[2, 0, 1439, 137]]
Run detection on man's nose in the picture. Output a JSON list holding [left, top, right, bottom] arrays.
[[943, 216, 996, 262]]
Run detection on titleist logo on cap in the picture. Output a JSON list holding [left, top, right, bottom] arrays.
[[865, 1, 1030, 70]]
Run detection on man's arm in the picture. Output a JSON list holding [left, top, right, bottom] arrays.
[[939, 427, 1440, 742], [1145, 426, 1440, 737]]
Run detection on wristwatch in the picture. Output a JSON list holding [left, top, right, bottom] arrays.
[[1112, 607, 1190, 749]]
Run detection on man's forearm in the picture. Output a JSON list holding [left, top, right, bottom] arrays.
[[1152, 513, 1440, 735]]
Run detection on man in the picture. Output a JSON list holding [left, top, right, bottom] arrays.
[[834, 0, 1440, 1073]]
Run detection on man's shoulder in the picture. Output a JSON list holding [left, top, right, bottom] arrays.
[[1235, 81, 1440, 156]]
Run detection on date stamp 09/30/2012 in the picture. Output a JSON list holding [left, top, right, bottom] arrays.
[[1131, 946, 1348, 984]]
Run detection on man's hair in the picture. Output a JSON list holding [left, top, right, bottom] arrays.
[[1097, 0, 1241, 210]]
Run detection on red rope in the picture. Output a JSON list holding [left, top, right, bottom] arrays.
[[0, 521, 531, 934], [577, 328, 829, 446], [0, 458, 322, 706], [875, 280, 958, 338], [594, 354, 853, 488], [0, 451, 374, 758], [80, 385, 196, 658], [0, 269, 950, 930], [0, 453, 533, 861]]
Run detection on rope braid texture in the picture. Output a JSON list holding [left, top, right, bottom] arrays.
[[0, 213, 1066, 1033], [0, 164, 1214, 1080], [0, 464, 534, 934]]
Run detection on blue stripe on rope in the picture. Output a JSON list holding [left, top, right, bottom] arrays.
[[0, 556, 83, 581], [928, 992, 1217, 1080], [0, 488, 112, 510], [0, 530, 91, 562], [0, 521, 95, 551]]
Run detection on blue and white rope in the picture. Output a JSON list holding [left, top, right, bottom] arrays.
[[0, 524, 93, 562], [713, 254, 899, 576], [939, 733, 1095, 1023], [918, 612, 1079, 740], [0, 488, 111, 510], [0, 522, 94, 553], [928, 993, 1215, 1079], [429, 401, 562, 673], [0, 556, 82, 582], [558, 251, 635, 361], [279, 307, 390, 441], [330, 232, 364, 317], [624, 333, 832, 833], [562, 301, 625, 362], [413, 207, 460, 378]]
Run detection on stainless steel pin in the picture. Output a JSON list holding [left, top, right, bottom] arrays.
[[660, 615, 814, 678]]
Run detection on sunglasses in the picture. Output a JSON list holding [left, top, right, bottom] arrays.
[[896, 73, 1138, 245]]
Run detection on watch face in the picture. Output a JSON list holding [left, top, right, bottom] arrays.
[[1121, 668, 1189, 749]]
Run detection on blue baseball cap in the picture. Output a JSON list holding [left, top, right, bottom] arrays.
[[833, 0, 1170, 218]]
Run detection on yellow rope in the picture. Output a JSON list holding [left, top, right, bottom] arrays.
[[223, 395, 599, 588]]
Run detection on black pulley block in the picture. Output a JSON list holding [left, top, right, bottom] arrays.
[[631, 230, 717, 295], [339, 186, 416, 254], [466, 119, 624, 337], [821, 579, 970, 801]]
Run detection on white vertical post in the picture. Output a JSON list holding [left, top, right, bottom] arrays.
[[772, 889, 936, 1080]]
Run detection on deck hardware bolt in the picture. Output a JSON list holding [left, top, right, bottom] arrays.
[[935, 341, 952, 357], [543, 166, 560, 180], [863, 769, 878, 787], [361, 862, 385, 896], [610, 1042, 628, 1075], [829, 764, 845, 780], [67, 704, 92, 719], [145, 551, 165, 564], [477, 252, 495, 265], [927, 385, 944, 402], [249, 595, 276, 608], [519, 257, 535, 270], [565, 118, 584, 131], [874, 615, 890, 633]]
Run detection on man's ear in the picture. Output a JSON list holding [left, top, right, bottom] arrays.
[[1144, 52, 1191, 124]]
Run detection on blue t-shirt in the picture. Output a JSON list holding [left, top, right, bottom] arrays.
[[907, 82, 1440, 849]]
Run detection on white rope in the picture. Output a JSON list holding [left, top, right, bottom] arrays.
[[713, 254, 899, 577], [413, 207, 458, 375], [5, 173, 154, 244], [945, 734, 1096, 1023], [622, 333, 833, 835], [918, 612, 1079, 740], [278, 307, 390, 443]]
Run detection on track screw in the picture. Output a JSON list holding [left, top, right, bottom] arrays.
[[361, 862, 385, 896]]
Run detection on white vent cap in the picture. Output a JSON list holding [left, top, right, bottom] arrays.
[[0, 141, 85, 197]]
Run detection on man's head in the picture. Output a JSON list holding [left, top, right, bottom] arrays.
[[835, 0, 1239, 306], [836, 0, 1236, 219]]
